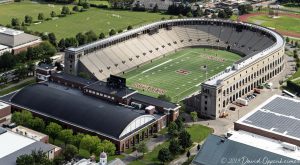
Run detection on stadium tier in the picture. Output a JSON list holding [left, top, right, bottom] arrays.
[[65, 18, 285, 119]]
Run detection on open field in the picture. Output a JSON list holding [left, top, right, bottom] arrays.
[[122, 48, 241, 102], [240, 12, 300, 38], [0, 1, 168, 39]]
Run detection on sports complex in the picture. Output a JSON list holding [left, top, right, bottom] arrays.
[[65, 18, 285, 119]]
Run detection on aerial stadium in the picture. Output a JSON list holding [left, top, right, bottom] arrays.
[[65, 18, 285, 119]]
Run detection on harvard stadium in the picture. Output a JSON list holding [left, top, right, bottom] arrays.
[[65, 18, 285, 119]]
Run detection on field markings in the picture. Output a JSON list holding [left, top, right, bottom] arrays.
[[126, 51, 194, 81], [142, 59, 173, 74]]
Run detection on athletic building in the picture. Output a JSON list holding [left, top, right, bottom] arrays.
[[64, 18, 285, 119], [0, 26, 41, 55], [1, 72, 179, 152], [235, 95, 300, 146]]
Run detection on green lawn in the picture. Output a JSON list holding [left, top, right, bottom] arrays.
[[89, 0, 110, 6], [186, 124, 213, 143], [248, 15, 300, 34], [122, 48, 241, 102], [0, 1, 168, 39], [128, 141, 170, 165], [0, 1, 73, 25]]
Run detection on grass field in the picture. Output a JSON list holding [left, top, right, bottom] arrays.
[[248, 15, 300, 34], [122, 48, 241, 102], [0, 1, 168, 39], [186, 124, 213, 143]]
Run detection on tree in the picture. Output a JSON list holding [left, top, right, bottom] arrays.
[[65, 37, 78, 48], [153, 3, 158, 13], [76, 32, 88, 45], [286, 37, 290, 43], [73, 5, 79, 12], [16, 150, 52, 165], [218, 10, 227, 19], [197, 144, 201, 151], [169, 138, 181, 155], [0, 52, 16, 71], [97, 140, 116, 156], [195, 7, 203, 17], [186, 11, 193, 18], [71, 133, 84, 151], [178, 130, 192, 149], [85, 30, 98, 43], [38, 13, 44, 21], [224, 7, 233, 18], [157, 94, 171, 102], [24, 15, 33, 24], [99, 32, 105, 39], [11, 110, 33, 127], [158, 147, 171, 163], [50, 11, 57, 18], [109, 29, 116, 36], [29, 117, 45, 132], [58, 38, 66, 50], [186, 150, 191, 158], [58, 129, 74, 147], [190, 111, 198, 122], [175, 116, 184, 131], [61, 6, 70, 15], [80, 135, 100, 154], [82, 2, 90, 9], [46, 122, 62, 142], [136, 142, 148, 157], [16, 154, 34, 165], [48, 33, 57, 47], [168, 122, 178, 137], [63, 144, 78, 161], [11, 18, 20, 26], [127, 25, 133, 30], [295, 41, 299, 48]]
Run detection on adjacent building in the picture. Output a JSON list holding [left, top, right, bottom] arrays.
[[0, 26, 41, 55], [0, 127, 59, 165]]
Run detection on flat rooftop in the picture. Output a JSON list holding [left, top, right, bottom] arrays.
[[129, 93, 179, 110], [0, 27, 23, 36], [85, 81, 136, 98], [0, 127, 35, 159], [51, 72, 96, 86], [229, 130, 300, 160], [236, 95, 300, 141], [192, 134, 298, 165], [0, 101, 10, 109], [0, 44, 8, 51]]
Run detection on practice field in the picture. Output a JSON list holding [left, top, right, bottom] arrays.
[[0, 1, 168, 39], [248, 15, 300, 33], [240, 12, 300, 38], [122, 48, 241, 102]]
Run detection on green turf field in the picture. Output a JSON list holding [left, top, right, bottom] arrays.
[[0, 1, 168, 39], [248, 15, 300, 34], [122, 48, 241, 102]]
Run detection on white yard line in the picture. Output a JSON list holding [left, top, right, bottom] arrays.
[[142, 59, 172, 74]]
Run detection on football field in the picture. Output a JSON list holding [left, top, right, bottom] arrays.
[[122, 48, 241, 102]]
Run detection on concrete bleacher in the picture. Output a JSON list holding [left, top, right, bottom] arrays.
[[79, 23, 276, 80]]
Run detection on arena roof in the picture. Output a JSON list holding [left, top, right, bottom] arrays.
[[192, 134, 299, 165], [8, 83, 156, 140], [236, 95, 300, 141]]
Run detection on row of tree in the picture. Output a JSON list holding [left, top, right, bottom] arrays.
[[56, 25, 133, 50], [0, 41, 56, 72], [12, 111, 116, 160], [158, 117, 193, 163]]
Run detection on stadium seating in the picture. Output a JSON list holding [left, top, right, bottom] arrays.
[[79, 23, 276, 80]]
